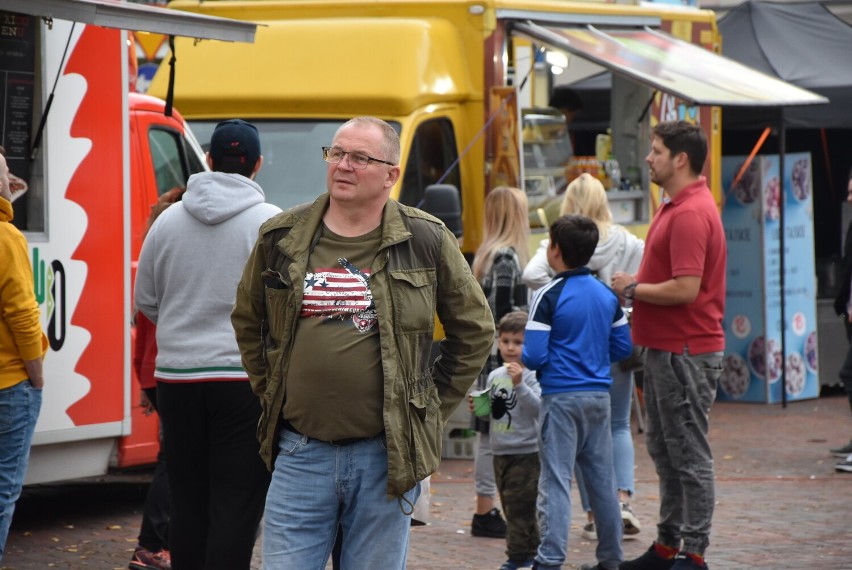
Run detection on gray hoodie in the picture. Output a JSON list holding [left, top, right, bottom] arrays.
[[522, 225, 645, 291], [135, 172, 281, 381]]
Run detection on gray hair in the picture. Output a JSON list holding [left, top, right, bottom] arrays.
[[335, 116, 400, 165]]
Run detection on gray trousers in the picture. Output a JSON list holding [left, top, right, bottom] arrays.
[[643, 348, 722, 556]]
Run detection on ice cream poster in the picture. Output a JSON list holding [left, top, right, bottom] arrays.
[[720, 153, 818, 403]]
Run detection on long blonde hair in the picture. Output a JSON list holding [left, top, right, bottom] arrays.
[[560, 173, 612, 241], [472, 186, 530, 282]]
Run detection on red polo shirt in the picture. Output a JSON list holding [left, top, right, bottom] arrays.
[[632, 178, 726, 354]]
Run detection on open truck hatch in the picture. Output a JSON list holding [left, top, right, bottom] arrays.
[[513, 22, 827, 108]]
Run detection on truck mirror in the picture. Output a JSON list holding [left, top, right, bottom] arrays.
[[419, 184, 462, 239]]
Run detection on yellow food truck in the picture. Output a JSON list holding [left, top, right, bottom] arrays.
[[149, 0, 821, 252]]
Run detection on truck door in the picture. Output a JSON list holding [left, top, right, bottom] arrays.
[[122, 103, 207, 467]]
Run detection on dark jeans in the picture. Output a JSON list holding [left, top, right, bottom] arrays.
[[839, 340, 852, 417], [494, 452, 540, 562], [138, 388, 170, 553], [157, 381, 271, 570]]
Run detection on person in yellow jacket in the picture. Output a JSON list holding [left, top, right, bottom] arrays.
[[0, 147, 47, 561]]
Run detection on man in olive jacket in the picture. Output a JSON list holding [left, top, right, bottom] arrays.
[[231, 116, 494, 569]]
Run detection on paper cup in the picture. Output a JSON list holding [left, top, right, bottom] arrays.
[[472, 389, 492, 417]]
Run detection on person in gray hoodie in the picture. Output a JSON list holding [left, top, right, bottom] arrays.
[[134, 119, 281, 570], [522, 173, 645, 541]]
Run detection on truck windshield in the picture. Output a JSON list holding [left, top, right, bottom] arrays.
[[189, 120, 400, 211]]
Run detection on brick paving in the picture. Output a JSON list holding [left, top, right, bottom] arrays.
[[406, 393, 852, 569], [3, 393, 852, 569]]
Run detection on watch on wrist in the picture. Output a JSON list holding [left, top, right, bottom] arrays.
[[623, 281, 638, 300]]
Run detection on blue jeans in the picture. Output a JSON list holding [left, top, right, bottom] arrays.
[[643, 349, 722, 556], [263, 426, 420, 570], [0, 380, 42, 559], [536, 391, 623, 570], [577, 366, 635, 511]]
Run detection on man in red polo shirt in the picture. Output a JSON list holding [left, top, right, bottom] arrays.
[[612, 121, 726, 570]]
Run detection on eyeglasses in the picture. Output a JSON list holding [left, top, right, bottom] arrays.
[[322, 147, 395, 169]]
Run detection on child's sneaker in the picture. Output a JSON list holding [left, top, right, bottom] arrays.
[[621, 502, 641, 536], [129, 546, 172, 570], [581, 521, 597, 540], [471, 507, 507, 538]]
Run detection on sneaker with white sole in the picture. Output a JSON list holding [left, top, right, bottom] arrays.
[[831, 440, 852, 458], [621, 502, 641, 536], [582, 521, 598, 540], [836, 454, 852, 472]]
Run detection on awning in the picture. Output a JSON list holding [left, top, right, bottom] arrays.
[[3, 0, 256, 43], [513, 22, 828, 108]]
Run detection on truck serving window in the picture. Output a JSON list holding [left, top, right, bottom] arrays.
[[400, 118, 461, 208]]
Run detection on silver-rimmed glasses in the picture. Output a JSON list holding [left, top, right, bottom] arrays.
[[322, 146, 395, 169]]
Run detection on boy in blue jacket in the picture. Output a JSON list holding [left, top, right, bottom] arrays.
[[523, 214, 632, 570]]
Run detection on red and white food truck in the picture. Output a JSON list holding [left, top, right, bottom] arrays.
[[0, 1, 255, 484]]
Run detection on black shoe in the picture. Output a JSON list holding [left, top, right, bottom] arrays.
[[499, 559, 535, 570], [670, 554, 708, 570], [579, 564, 607, 570], [620, 544, 677, 570], [471, 507, 507, 538], [830, 440, 852, 458]]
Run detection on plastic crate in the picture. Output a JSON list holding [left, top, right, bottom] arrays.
[[444, 400, 472, 433], [441, 432, 477, 460]]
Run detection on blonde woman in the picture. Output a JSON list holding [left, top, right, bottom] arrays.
[[469, 186, 531, 540], [522, 173, 645, 539]]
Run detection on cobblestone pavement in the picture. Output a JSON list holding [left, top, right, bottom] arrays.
[[3, 393, 852, 569]]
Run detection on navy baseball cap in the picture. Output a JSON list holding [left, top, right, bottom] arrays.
[[208, 119, 261, 164]]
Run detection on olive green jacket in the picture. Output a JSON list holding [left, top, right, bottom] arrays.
[[231, 193, 494, 497]]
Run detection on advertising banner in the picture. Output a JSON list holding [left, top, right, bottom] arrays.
[[720, 153, 819, 403]]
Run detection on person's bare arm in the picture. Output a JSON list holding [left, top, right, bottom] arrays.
[[612, 271, 701, 306]]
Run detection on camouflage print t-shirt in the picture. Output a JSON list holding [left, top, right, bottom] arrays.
[[283, 223, 384, 441]]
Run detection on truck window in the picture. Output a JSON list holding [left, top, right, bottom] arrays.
[[400, 119, 461, 208], [188, 120, 401, 212], [148, 128, 190, 196]]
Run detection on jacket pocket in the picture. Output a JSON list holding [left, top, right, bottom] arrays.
[[408, 387, 442, 481], [389, 269, 435, 334], [264, 287, 293, 348]]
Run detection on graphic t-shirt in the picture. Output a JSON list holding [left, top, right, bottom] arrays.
[[283, 223, 385, 441]]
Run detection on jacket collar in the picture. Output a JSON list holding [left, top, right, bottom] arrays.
[[275, 194, 412, 261], [553, 266, 592, 279]]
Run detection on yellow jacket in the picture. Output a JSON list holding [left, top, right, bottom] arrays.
[[0, 197, 47, 389]]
